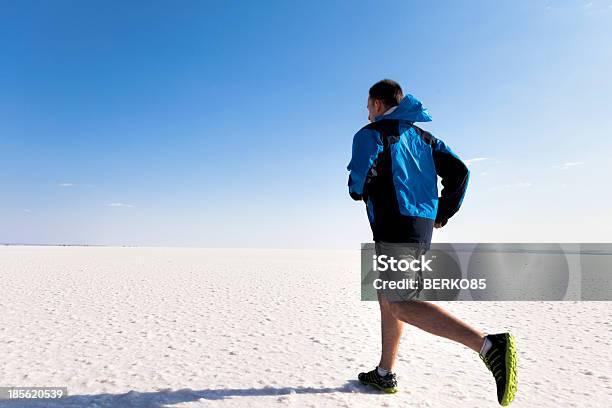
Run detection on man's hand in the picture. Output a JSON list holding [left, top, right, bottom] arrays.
[[434, 219, 447, 229]]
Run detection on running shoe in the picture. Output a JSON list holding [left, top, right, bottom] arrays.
[[358, 367, 398, 393], [480, 332, 518, 406]]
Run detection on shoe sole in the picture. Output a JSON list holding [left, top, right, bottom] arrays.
[[501, 333, 518, 406], [358, 379, 398, 394]]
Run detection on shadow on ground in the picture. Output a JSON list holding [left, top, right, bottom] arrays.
[[0, 380, 381, 407]]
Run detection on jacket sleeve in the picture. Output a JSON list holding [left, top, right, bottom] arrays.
[[347, 128, 382, 201], [432, 139, 469, 225]]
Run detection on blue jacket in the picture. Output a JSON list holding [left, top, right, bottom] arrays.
[[347, 94, 469, 247]]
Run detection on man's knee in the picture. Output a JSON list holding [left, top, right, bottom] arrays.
[[387, 300, 418, 319]]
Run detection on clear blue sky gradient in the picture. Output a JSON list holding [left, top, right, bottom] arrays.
[[1, 0, 611, 248]]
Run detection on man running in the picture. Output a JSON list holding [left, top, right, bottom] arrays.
[[347, 79, 518, 406]]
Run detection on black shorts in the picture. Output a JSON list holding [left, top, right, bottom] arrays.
[[375, 241, 427, 302]]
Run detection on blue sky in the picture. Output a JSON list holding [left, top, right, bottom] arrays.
[[1, 0, 611, 248]]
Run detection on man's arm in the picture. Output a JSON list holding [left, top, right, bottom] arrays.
[[432, 139, 469, 227], [347, 128, 382, 201]]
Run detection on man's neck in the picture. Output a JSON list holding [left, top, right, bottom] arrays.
[[383, 105, 398, 115], [373, 105, 398, 121]]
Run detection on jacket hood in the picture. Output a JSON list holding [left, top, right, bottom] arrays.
[[375, 93, 432, 123]]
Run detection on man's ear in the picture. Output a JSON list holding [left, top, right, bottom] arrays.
[[375, 99, 382, 112]]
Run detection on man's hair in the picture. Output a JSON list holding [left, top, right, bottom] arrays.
[[369, 79, 403, 107]]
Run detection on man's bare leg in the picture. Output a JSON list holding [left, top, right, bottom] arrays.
[[388, 300, 485, 353], [378, 294, 403, 371]]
